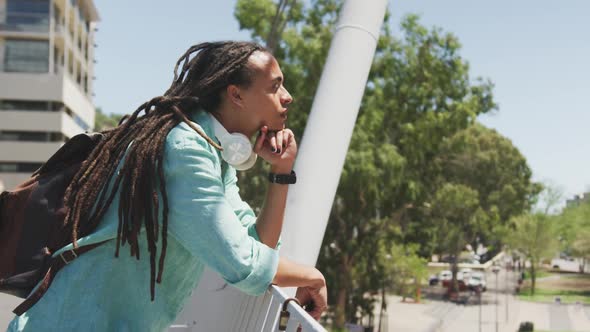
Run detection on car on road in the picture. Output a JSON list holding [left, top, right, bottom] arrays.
[[458, 268, 472, 281], [467, 271, 486, 291], [439, 270, 452, 283], [428, 274, 439, 286], [440, 270, 468, 291]]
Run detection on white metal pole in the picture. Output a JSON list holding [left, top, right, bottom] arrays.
[[169, 1, 388, 329], [280, 0, 388, 267]]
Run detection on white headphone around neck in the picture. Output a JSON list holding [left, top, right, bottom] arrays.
[[208, 114, 258, 171]]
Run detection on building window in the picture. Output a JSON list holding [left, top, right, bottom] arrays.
[[4, 39, 49, 73], [0, 99, 51, 111], [5, 0, 50, 33], [64, 107, 90, 131], [0, 131, 67, 142], [0, 162, 43, 173]]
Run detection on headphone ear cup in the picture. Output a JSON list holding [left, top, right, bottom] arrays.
[[233, 152, 258, 171], [220, 133, 253, 166], [207, 114, 257, 170]]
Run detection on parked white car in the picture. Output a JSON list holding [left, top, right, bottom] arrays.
[[439, 270, 452, 281], [458, 268, 472, 280], [467, 272, 487, 291]]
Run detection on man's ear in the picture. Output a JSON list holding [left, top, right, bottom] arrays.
[[226, 84, 244, 108]]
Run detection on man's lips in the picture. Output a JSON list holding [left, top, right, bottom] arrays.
[[280, 109, 288, 119]]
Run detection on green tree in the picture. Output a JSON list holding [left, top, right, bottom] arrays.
[[509, 213, 558, 294], [94, 108, 123, 131], [380, 243, 428, 302], [556, 199, 590, 272], [430, 183, 484, 292], [435, 124, 541, 254], [234, 1, 512, 328], [571, 230, 590, 273]]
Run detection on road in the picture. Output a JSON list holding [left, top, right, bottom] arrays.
[[384, 266, 590, 332]]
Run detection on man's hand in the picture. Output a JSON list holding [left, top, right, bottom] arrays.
[[295, 282, 328, 321], [254, 126, 297, 173]]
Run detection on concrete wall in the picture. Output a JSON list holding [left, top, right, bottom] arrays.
[[0, 72, 63, 101], [0, 173, 31, 191], [0, 110, 83, 138], [0, 0, 6, 22], [0, 38, 4, 72], [62, 73, 95, 128], [0, 141, 63, 162]]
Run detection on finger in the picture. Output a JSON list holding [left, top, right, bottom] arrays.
[[254, 126, 268, 152], [283, 129, 294, 148], [310, 308, 322, 320], [276, 130, 284, 153], [268, 132, 277, 153], [285, 129, 297, 147]]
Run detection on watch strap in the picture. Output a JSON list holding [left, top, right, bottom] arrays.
[[268, 170, 296, 184]]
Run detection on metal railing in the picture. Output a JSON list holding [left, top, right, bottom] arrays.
[[169, 285, 326, 332]]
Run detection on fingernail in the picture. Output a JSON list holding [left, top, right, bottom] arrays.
[[277, 148, 281, 154], [272, 147, 277, 153]]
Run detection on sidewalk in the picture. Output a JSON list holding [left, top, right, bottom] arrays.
[[382, 295, 440, 332], [384, 292, 590, 332], [0, 293, 20, 330]]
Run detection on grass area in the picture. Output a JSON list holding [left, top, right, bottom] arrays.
[[519, 268, 556, 280], [518, 273, 590, 304], [518, 288, 590, 304]]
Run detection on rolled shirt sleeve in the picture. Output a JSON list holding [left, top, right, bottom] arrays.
[[164, 128, 279, 296]]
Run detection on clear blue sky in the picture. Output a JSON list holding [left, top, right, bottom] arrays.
[[94, 1, 590, 204]]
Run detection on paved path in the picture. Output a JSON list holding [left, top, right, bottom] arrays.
[[0, 293, 20, 330], [549, 303, 572, 331], [385, 267, 590, 332]]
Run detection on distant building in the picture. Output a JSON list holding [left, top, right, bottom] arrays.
[[0, 0, 99, 190], [566, 192, 590, 207]]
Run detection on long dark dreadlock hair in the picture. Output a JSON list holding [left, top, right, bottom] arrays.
[[61, 41, 268, 300]]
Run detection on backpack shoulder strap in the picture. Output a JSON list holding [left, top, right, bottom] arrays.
[[12, 240, 108, 315]]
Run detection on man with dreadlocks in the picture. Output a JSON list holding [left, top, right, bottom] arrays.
[[7, 41, 327, 331]]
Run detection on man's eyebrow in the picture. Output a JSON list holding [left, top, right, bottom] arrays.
[[272, 76, 283, 84]]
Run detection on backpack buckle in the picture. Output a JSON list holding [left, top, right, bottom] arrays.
[[59, 249, 78, 265]]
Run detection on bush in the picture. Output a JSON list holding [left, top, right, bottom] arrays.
[[518, 321, 534, 332]]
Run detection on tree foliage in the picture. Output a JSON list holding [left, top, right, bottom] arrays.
[[235, 0, 537, 327], [509, 213, 558, 294], [94, 108, 123, 131]]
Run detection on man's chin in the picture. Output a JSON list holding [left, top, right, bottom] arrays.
[[268, 124, 286, 132]]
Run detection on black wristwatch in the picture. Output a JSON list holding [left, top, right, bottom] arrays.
[[268, 170, 296, 184]]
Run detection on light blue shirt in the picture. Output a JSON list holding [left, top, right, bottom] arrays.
[[7, 110, 280, 332]]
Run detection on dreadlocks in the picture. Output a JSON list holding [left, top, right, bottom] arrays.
[[61, 41, 268, 301]]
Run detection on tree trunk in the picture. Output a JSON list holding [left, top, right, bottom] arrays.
[[335, 286, 347, 328], [530, 262, 536, 296], [451, 255, 459, 293], [378, 284, 387, 332]]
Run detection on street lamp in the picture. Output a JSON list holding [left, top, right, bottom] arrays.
[[492, 265, 501, 332]]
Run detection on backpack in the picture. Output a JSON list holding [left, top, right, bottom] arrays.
[[0, 132, 107, 315]]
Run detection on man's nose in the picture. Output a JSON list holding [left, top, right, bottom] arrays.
[[281, 87, 293, 105]]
